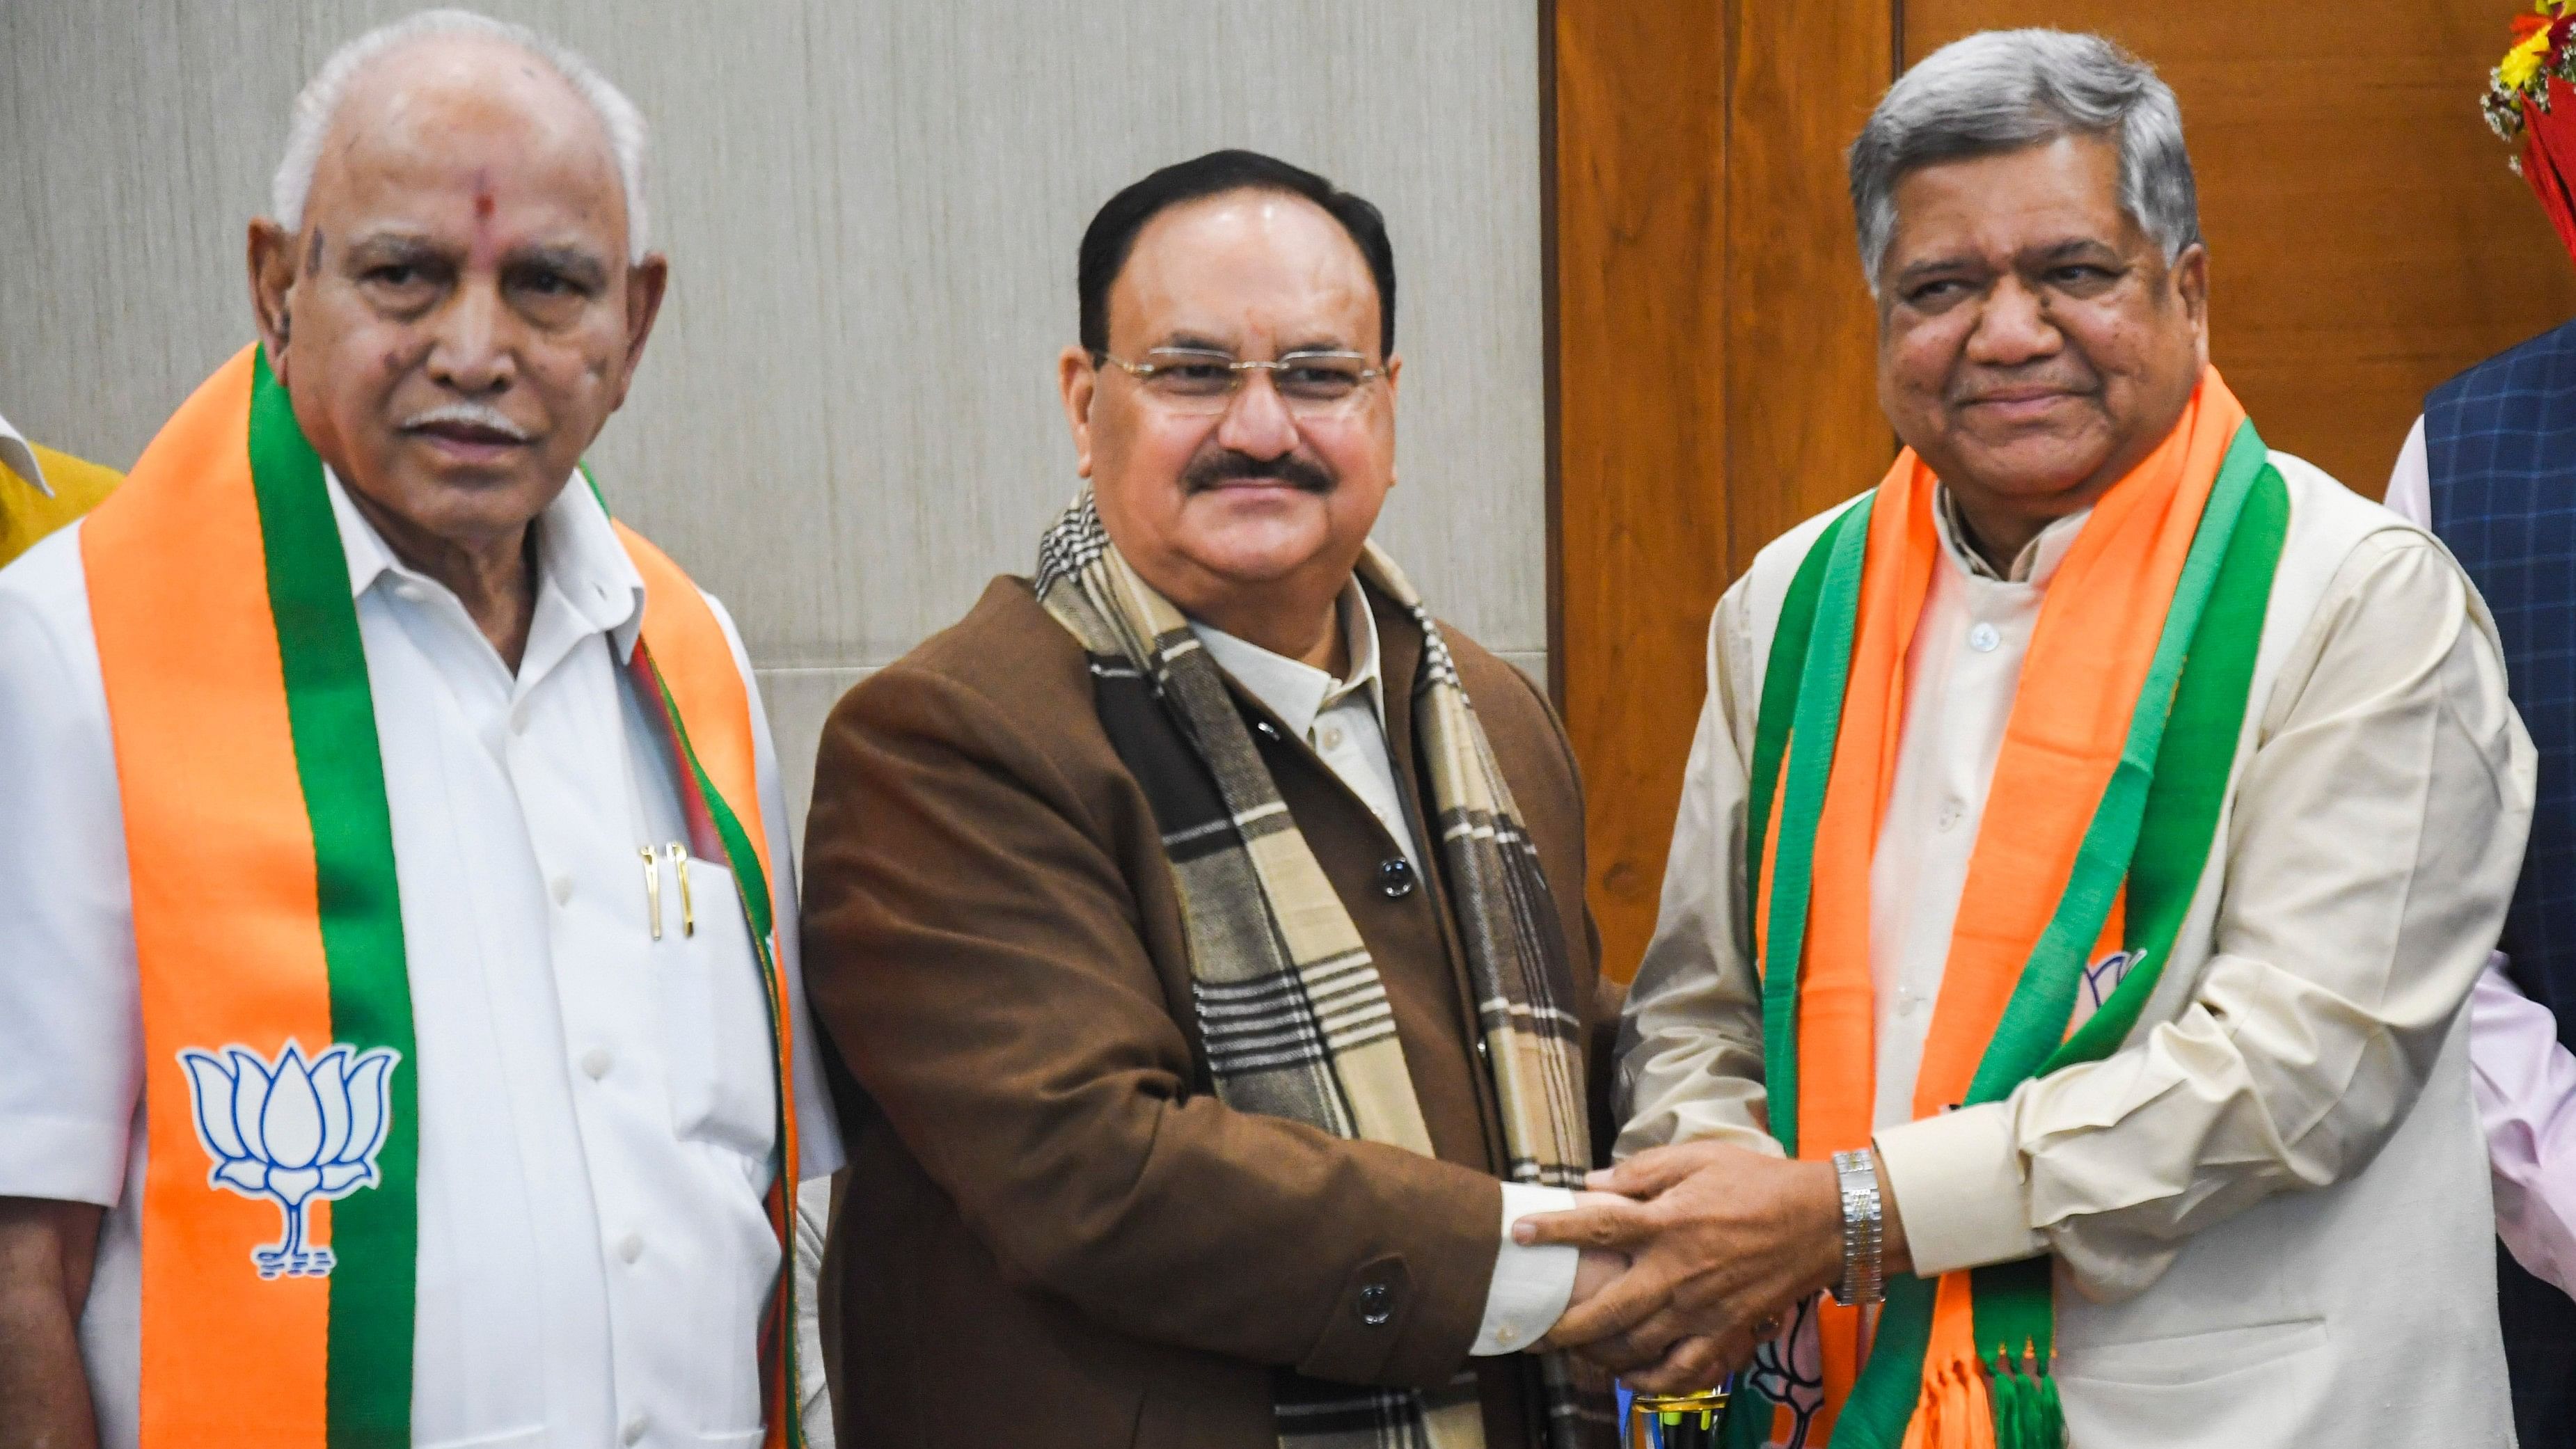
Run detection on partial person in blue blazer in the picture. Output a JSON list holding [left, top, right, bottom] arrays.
[[2387, 345, 2576, 1447]]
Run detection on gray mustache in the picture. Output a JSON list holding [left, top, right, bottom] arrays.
[[398, 402, 532, 441]]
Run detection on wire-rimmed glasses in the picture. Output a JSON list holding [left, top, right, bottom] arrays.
[[1094, 347, 1386, 416]]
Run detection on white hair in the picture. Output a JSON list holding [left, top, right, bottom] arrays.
[[1847, 29, 2197, 294], [269, 8, 651, 262]]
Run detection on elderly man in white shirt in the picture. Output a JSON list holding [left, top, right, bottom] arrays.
[[0, 11, 838, 1449]]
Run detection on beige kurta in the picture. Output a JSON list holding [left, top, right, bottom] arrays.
[[1616, 448, 2534, 1446]]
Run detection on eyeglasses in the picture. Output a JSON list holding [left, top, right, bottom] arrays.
[[1095, 347, 1385, 415]]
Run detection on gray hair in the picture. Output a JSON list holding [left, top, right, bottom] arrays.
[[270, 8, 651, 262], [1848, 29, 2197, 293]]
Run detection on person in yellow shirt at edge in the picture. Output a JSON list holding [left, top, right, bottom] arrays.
[[0, 410, 120, 570]]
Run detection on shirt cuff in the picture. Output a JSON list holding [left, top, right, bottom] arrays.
[[1874, 1104, 2044, 1277], [1473, 1183, 1579, 1356]]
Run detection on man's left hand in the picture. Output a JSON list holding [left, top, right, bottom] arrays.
[[1514, 1139, 1851, 1388]]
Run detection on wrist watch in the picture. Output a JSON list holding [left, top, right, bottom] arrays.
[[1829, 1148, 1885, 1308]]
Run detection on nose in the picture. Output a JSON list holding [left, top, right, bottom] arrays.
[[1214, 368, 1298, 459], [422, 277, 518, 396], [1963, 275, 2060, 368]]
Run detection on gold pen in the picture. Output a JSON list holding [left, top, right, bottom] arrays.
[[640, 846, 663, 940], [666, 841, 695, 937]]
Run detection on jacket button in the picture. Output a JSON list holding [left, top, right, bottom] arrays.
[[1377, 858, 1415, 899], [1357, 1281, 1394, 1327]]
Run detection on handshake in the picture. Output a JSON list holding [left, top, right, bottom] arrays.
[[1510, 1138, 1911, 1394]]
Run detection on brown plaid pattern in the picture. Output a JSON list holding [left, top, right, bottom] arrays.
[[1037, 493, 1606, 1449]]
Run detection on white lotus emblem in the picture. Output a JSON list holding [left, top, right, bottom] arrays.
[[177, 1040, 399, 1278]]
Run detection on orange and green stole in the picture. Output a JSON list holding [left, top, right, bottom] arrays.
[[1732, 372, 2286, 1449], [81, 345, 807, 1448]]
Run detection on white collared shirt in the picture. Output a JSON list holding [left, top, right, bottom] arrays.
[[0, 404, 51, 496], [2387, 415, 2576, 1296], [1189, 579, 1577, 1357], [0, 470, 841, 1449], [1863, 493, 2092, 1125]]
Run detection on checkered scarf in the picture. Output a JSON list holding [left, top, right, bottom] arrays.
[[1036, 493, 1606, 1449]]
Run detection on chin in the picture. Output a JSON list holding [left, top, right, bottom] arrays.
[[1951, 445, 2113, 501], [1176, 523, 1337, 585]]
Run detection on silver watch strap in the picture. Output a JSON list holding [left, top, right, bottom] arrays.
[[1830, 1148, 1885, 1308]]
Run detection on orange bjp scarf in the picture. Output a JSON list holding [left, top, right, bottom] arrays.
[[82, 345, 807, 1448], [1741, 370, 2284, 1448]]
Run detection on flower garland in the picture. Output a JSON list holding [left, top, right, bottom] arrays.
[[2487, 2, 2576, 160]]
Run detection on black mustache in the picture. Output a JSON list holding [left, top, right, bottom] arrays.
[[1183, 450, 1336, 494]]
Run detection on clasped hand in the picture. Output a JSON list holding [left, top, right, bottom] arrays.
[[1519, 1139, 1852, 1395]]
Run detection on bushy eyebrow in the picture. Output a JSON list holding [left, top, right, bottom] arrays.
[[1148, 330, 1355, 356], [1892, 234, 2126, 290], [341, 231, 450, 270], [511, 243, 609, 292]]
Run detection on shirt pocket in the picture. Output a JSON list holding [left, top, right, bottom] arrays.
[[653, 855, 780, 1161]]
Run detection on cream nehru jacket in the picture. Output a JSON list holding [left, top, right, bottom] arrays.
[[1619, 451, 2534, 1448]]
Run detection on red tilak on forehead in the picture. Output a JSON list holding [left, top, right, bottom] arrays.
[[469, 168, 498, 269]]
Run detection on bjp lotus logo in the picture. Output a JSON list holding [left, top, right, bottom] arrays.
[[178, 1040, 399, 1279]]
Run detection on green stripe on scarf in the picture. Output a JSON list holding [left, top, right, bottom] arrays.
[[1746, 427, 2286, 1448], [1757, 497, 1876, 1162], [246, 350, 418, 1446]]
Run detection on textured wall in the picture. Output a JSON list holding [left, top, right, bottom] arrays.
[[0, 1, 1548, 835]]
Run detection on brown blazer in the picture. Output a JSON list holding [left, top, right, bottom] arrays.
[[801, 574, 1605, 1449]]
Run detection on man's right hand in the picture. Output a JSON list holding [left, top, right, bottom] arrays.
[[0, 1196, 104, 1449]]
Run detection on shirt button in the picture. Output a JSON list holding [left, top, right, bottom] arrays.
[[549, 875, 574, 906], [581, 1047, 612, 1080], [617, 1232, 644, 1263], [509, 706, 530, 736], [621, 1414, 649, 1446], [1377, 858, 1415, 899], [1936, 800, 1963, 832], [1494, 1324, 1518, 1346], [1968, 622, 2002, 654], [1319, 724, 1345, 752], [1357, 1281, 1394, 1327]]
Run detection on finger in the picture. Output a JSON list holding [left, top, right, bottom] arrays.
[[1583, 1141, 1714, 1199], [1512, 1197, 1657, 1251], [1564, 1329, 1668, 1376], [1573, 1300, 1724, 1370], [1625, 1330, 1754, 1397], [1542, 1265, 1672, 1347]]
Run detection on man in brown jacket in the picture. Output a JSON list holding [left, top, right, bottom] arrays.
[[801, 150, 1619, 1449]]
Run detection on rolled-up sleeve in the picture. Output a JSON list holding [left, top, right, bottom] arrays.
[[0, 532, 143, 1208], [1878, 529, 2534, 1293]]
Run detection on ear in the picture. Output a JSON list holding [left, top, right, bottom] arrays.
[[2171, 242, 2210, 366], [248, 219, 301, 386], [1057, 345, 1099, 479], [1380, 352, 1402, 492], [608, 252, 670, 411]]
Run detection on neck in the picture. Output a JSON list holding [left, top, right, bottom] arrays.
[[343, 487, 539, 670], [1945, 491, 2051, 576], [1193, 583, 1350, 677]]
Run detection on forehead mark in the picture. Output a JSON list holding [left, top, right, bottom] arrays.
[[469, 166, 498, 270]]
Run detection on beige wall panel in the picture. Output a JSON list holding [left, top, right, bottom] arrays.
[[0, 1, 1547, 826]]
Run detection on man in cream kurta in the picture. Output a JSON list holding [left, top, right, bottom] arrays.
[[1519, 30, 2534, 1448], [1619, 450, 2527, 1443]]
